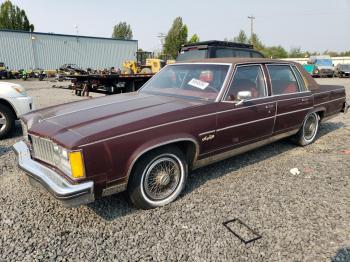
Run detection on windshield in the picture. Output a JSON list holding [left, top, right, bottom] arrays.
[[176, 49, 207, 62], [316, 59, 333, 66], [139, 64, 230, 101]]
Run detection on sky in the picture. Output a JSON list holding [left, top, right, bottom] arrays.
[[6, 0, 350, 53]]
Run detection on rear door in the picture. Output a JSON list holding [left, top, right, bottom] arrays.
[[266, 64, 313, 134]]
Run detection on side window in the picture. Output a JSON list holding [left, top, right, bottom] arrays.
[[215, 48, 235, 58], [291, 66, 306, 91], [235, 50, 251, 57], [267, 65, 300, 95], [224, 65, 267, 101]]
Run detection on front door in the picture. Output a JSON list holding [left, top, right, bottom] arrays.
[[213, 64, 276, 154]]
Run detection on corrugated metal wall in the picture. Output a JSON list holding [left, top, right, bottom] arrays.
[[0, 30, 137, 70]]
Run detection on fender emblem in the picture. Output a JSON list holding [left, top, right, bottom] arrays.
[[202, 134, 215, 142]]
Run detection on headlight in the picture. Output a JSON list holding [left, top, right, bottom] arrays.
[[54, 145, 85, 179]]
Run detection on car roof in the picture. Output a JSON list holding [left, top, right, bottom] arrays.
[[173, 57, 320, 90], [175, 57, 297, 65]]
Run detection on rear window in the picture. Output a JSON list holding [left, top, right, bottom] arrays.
[[176, 49, 207, 61], [215, 49, 235, 58], [235, 50, 251, 57], [252, 52, 264, 58]]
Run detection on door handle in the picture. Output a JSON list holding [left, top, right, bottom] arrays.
[[265, 104, 274, 109], [301, 98, 309, 102]]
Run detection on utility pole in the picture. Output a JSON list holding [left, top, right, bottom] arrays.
[[247, 15, 255, 39]]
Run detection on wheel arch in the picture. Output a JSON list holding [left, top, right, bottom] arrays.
[[0, 98, 18, 119], [125, 137, 200, 182]]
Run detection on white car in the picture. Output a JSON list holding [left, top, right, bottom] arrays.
[[0, 82, 34, 139]]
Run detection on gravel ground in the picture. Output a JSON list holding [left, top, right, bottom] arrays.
[[0, 78, 349, 262]]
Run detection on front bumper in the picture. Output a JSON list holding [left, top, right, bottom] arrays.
[[13, 140, 94, 207]]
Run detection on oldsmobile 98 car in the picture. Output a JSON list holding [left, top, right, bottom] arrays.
[[14, 58, 349, 209]]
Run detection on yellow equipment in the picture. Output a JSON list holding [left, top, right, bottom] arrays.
[[122, 51, 166, 75]]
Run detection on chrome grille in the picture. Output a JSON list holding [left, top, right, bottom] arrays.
[[30, 135, 56, 166]]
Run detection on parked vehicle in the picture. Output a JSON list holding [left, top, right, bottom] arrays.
[[59, 64, 87, 75], [122, 51, 165, 74], [0, 62, 11, 79], [0, 82, 34, 138], [304, 55, 334, 78], [14, 58, 349, 209], [176, 40, 264, 61], [334, 64, 350, 78]]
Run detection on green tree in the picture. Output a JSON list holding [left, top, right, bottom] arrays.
[[289, 47, 306, 58], [233, 30, 248, 44], [0, 1, 34, 31], [323, 50, 339, 57], [163, 17, 188, 59], [188, 34, 200, 44], [262, 46, 288, 58], [112, 22, 133, 40], [248, 33, 264, 51]]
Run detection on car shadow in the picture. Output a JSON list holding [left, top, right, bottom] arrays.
[[87, 122, 343, 221]]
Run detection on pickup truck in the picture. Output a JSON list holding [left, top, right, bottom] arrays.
[[14, 58, 349, 209]]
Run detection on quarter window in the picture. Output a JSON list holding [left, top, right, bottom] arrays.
[[235, 50, 251, 57], [224, 65, 266, 101], [291, 66, 306, 91], [267, 65, 300, 95]]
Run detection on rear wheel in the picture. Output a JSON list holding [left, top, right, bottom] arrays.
[[128, 146, 188, 209], [295, 112, 319, 146], [0, 104, 15, 139]]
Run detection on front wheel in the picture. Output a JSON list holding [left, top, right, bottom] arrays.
[[0, 104, 15, 139], [295, 112, 319, 146], [128, 146, 188, 209]]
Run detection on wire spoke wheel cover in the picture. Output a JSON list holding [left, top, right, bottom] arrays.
[[303, 113, 318, 141], [0, 112, 7, 132], [142, 155, 183, 201]]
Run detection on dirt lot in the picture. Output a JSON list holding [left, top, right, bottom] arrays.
[[0, 78, 350, 261]]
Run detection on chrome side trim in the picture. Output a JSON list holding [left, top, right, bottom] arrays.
[[79, 115, 216, 147], [199, 130, 216, 136], [277, 95, 313, 102], [314, 97, 346, 106], [13, 141, 94, 207], [193, 129, 298, 169], [217, 116, 275, 132], [276, 107, 313, 117], [125, 138, 200, 180]]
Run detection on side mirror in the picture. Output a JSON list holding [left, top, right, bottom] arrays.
[[237, 90, 252, 100]]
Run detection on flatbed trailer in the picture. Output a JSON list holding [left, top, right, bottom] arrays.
[[70, 73, 154, 96]]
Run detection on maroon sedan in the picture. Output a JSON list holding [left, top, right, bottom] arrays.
[[14, 58, 349, 209]]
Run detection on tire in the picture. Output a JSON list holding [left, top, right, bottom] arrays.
[[0, 104, 16, 139], [295, 112, 319, 146], [128, 146, 188, 209]]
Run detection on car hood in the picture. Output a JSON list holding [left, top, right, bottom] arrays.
[[23, 92, 206, 148]]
